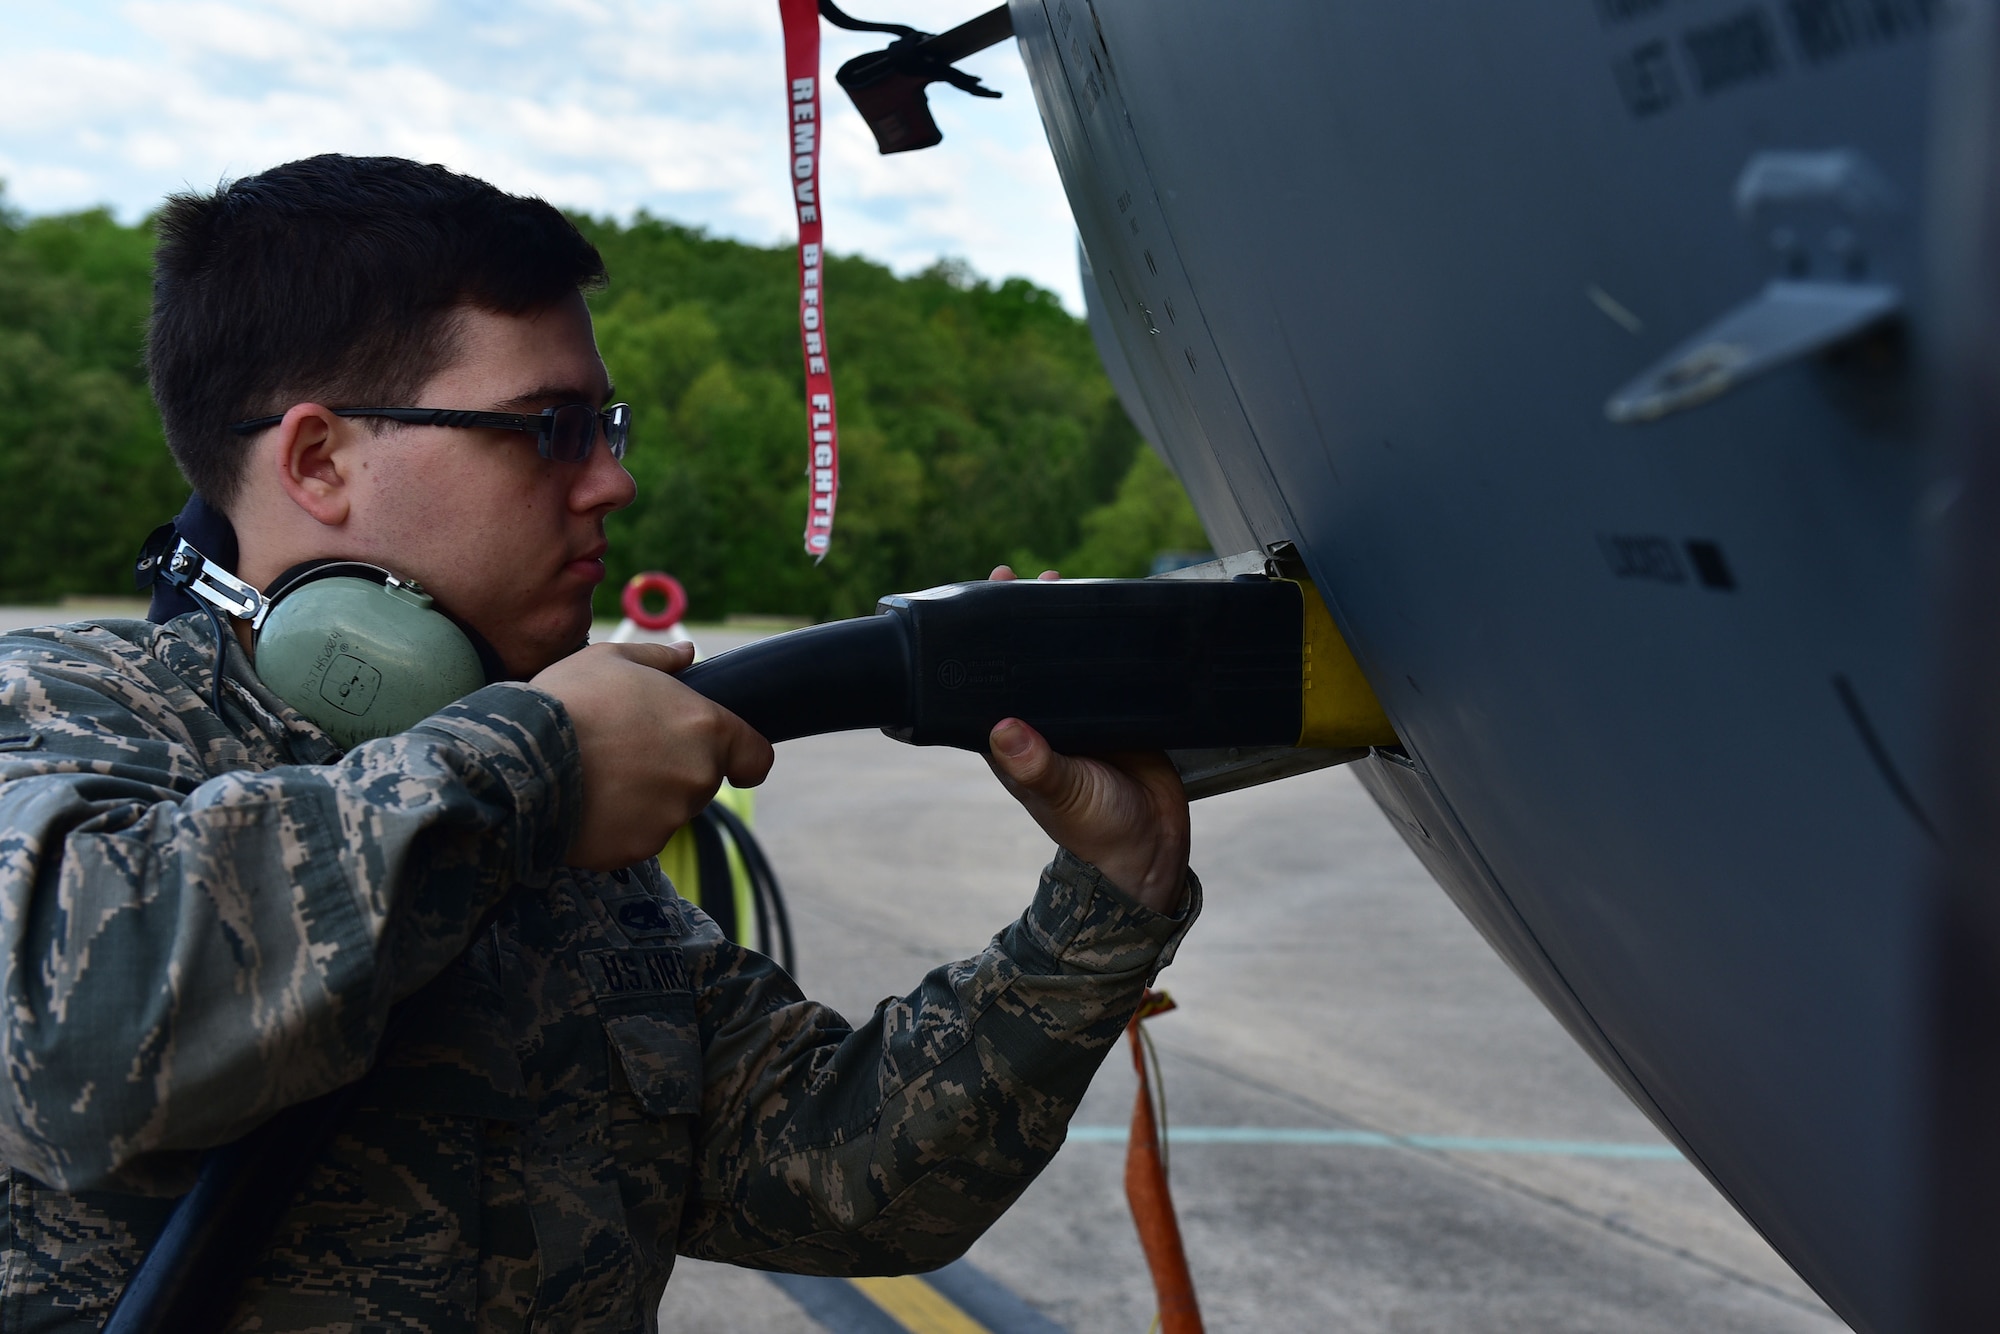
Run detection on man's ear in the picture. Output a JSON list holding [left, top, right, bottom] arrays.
[[270, 403, 353, 527]]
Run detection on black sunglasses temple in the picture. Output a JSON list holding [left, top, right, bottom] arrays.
[[228, 404, 629, 459]]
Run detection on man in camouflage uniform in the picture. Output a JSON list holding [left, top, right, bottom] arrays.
[[0, 156, 1198, 1331]]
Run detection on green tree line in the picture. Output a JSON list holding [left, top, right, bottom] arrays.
[[0, 193, 1208, 619]]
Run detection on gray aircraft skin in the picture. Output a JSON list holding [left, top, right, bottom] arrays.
[[1000, 1, 1950, 1329]]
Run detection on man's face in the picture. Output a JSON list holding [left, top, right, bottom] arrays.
[[338, 291, 634, 677]]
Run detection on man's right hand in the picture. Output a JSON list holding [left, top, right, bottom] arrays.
[[529, 642, 774, 871]]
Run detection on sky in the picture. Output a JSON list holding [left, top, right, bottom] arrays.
[[0, 0, 1087, 308]]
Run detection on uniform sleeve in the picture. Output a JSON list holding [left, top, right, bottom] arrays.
[[0, 636, 581, 1191], [676, 848, 1200, 1274]]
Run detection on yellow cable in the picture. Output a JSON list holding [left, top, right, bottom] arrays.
[[847, 1275, 994, 1334]]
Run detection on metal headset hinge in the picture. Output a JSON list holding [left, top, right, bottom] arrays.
[[163, 539, 267, 625]]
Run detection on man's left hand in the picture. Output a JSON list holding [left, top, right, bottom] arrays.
[[983, 565, 1189, 914], [987, 720, 1190, 914]]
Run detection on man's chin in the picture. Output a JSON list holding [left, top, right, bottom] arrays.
[[498, 615, 595, 680]]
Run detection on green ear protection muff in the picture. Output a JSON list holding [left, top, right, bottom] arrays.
[[255, 561, 489, 748], [160, 541, 489, 748]]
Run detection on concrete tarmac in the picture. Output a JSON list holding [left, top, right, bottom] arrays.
[[0, 607, 1847, 1330], [662, 729, 1846, 1333]]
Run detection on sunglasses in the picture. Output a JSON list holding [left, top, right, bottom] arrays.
[[228, 403, 631, 463]]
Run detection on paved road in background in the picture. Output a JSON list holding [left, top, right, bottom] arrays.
[[0, 607, 1846, 1330], [665, 724, 1844, 1332]]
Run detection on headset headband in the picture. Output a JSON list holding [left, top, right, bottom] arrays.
[[161, 541, 511, 682], [161, 542, 429, 637], [263, 557, 411, 609]]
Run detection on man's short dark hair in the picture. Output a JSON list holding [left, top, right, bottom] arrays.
[[147, 154, 607, 507]]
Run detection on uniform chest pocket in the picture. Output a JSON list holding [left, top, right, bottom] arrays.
[[584, 946, 702, 1118]]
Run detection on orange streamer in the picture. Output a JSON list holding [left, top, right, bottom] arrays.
[[1125, 990, 1203, 1334]]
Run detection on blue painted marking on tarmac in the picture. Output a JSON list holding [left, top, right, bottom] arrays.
[[1063, 1126, 1684, 1159], [924, 1258, 1070, 1334]]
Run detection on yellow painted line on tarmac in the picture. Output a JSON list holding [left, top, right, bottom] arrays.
[[846, 1275, 995, 1334]]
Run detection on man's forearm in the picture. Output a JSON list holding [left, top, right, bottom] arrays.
[[678, 850, 1199, 1273]]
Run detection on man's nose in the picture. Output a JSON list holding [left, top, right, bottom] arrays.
[[572, 427, 637, 512]]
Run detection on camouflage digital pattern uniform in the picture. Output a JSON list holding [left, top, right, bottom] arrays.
[[0, 616, 1200, 1331]]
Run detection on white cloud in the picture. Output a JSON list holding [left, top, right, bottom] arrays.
[[0, 0, 1085, 307], [260, 0, 434, 29]]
